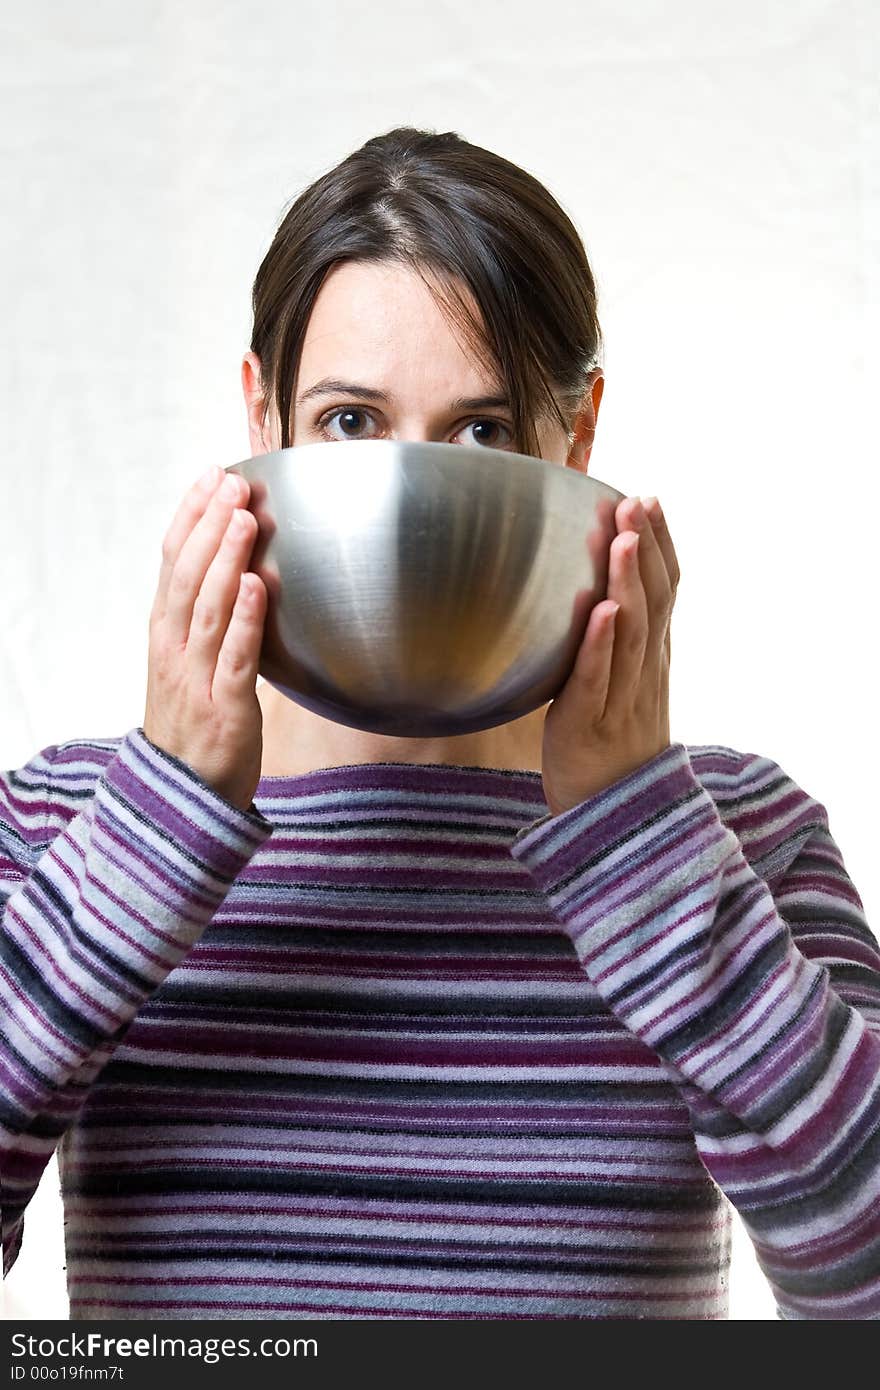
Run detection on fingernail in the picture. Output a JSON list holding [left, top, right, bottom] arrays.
[[642, 495, 661, 517], [199, 465, 220, 488], [630, 498, 647, 525]]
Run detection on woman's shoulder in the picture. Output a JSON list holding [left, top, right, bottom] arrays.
[[1, 732, 131, 863], [5, 728, 142, 816], [44, 730, 130, 780], [683, 739, 829, 870]]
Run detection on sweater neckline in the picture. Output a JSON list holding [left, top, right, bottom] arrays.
[[252, 759, 546, 803]]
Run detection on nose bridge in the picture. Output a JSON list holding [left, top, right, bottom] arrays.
[[394, 412, 447, 444]]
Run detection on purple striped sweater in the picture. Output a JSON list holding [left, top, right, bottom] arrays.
[[1, 727, 879, 1320]]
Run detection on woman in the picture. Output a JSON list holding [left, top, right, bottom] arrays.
[[2, 127, 878, 1321]]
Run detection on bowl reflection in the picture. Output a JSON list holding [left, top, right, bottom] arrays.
[[225, 438, 624, 737]]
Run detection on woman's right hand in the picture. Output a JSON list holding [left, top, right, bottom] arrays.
[[142, 465, 268, 813]]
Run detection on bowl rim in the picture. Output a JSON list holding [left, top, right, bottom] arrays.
[[225, 438, 625, 502]]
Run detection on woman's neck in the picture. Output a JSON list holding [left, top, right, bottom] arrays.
[[256, 680, 547, 776]]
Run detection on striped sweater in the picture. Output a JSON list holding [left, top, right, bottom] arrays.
[[1, 727, 879, 1320]]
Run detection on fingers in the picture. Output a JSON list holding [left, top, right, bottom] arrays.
[[616, 496, 671, 630], [635, 497, 677, 709], [602, 526, 647, 714], [642, 496, 680, 593], [143, 464, 267, 812], [568, 598, 620, 721], [606, 497, 676, 716], [183, 501, 259, 693], [161, 470, 252, 652], [152, 466, 224, 627], [212, 569, 267, 704]]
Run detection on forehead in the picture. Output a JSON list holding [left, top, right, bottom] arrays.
[[296, 260, 500, 398]]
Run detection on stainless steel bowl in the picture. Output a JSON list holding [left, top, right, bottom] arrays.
[[225, 439, 625, 737]]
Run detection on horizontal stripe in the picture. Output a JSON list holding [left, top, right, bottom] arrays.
[[1, 727, 878, 1319]]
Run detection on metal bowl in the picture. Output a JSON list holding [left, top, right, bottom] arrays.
[[225, 439, 625, 737]]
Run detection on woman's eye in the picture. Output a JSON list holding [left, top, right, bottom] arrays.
[[318, 408, 380, 441], [459, 419, 513, 449], [315, 410, 513, 447]]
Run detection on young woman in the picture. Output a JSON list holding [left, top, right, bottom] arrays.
[[2, 127, 878, 1321]]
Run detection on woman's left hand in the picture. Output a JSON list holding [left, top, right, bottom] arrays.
[[540, 495, 680, 817]]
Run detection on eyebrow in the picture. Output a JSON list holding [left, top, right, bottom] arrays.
[[296, 377, 511, 413]]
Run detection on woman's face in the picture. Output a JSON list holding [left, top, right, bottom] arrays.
[[242, 259, 602, 466]]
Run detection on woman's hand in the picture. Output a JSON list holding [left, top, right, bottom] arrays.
[[143, 465, 268, 813], [540, 495, 680, 817]]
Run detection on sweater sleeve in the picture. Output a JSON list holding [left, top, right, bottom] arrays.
[[0, 726, 274, 1277], [509, 742, 880, 1321]]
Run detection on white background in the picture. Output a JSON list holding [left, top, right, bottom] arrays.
[[1, 0, 877, 1321]]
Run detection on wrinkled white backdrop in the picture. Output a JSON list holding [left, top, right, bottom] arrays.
[[1, 0, 877, 1322]]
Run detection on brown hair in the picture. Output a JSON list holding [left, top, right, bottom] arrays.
[[250, 125, 603, 460]]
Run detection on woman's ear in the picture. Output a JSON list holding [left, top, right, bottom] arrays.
[[242, 351, 276, 454], [565, 369, 604, 472]]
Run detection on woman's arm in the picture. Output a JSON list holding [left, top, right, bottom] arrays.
[[509, 741, 880, 1320], [0, 727, 274, 1276]]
